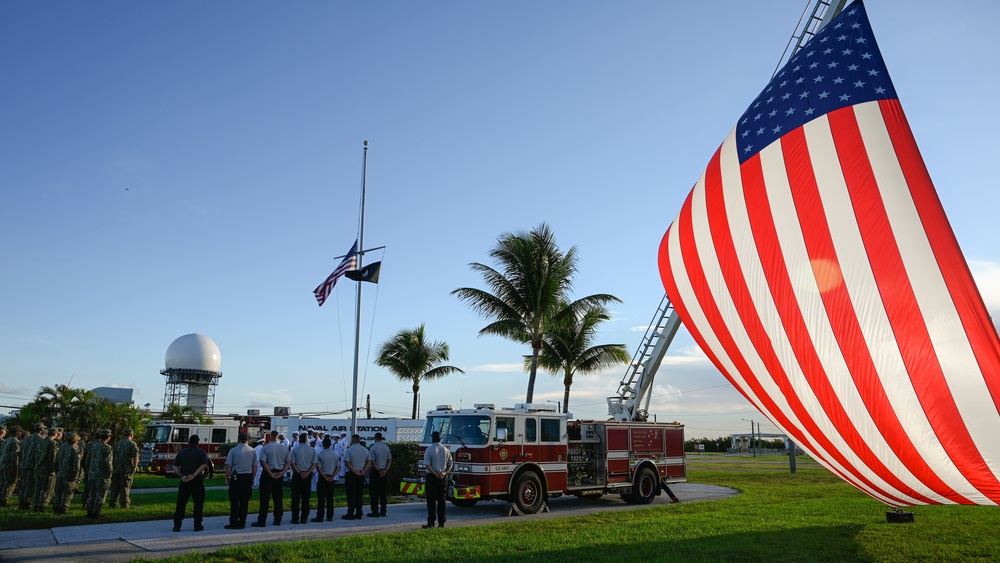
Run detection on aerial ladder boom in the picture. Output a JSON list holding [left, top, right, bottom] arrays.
[[607, 0, 849, 424], [773, 0, 849, 76], [608, 294, 682, 422]]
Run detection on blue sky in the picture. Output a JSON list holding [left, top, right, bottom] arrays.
[[2, 1, 998, 439]]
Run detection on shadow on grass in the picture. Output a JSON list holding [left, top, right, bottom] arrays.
[[185, 523, 865, 563]]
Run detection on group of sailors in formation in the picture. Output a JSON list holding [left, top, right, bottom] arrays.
[[209, 427, 393, 531], [0, 422, 140, 519]]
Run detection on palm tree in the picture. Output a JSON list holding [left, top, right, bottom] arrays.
[[91, 399, 152, 438], [161, 403, 212, 424], [376, 324, 464, 419], [33, 384, 96, 430], [452, 223, 620, 403], [529, 302, 629, 413], [9, 385, 150, 439]]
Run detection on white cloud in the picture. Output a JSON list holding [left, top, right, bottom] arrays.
[[649, 383, 684, 403], [663, 345, 710, 366], [249, 389, 293, 404], [0, 383, 30, 395], [605, 310, 625, 323], [247, 400, 273, 408], [630, 325, 652, 332], [971, 260, 1000, 307], [970, 260, 1000, 332]]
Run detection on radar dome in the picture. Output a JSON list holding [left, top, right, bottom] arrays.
[[165, 333, 221, 372]]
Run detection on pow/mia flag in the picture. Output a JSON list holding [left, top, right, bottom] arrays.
[[345, 261, 381, 284]]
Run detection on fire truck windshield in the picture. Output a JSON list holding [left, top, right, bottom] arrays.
[[144, 426, 171, 443], [422, 415, 490, 446]]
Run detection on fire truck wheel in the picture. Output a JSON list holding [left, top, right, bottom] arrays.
[[513, 471, 544, 514], [633, 466, 658, 505], [450, 498, 479, 508]]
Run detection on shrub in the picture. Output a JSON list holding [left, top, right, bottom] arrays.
[[387, 441, 419, 493]]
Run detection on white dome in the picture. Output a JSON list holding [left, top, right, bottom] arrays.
[[165, 333, 221, 372]]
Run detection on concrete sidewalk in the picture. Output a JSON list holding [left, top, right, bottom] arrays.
[[0, 483, 738, 562]]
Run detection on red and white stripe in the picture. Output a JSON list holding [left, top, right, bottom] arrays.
[[659, 99, 1000, 506]]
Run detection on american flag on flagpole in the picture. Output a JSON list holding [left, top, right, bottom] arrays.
[[658, 1, 1000, 506], [313, 240, 358, 307]]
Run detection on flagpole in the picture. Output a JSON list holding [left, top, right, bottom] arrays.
[[350, 140, 368, 439]]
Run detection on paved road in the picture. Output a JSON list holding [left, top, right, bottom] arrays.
[[0, 483, 738, 562]]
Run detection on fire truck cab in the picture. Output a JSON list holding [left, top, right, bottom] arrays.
[[411, 403, 685, 514]]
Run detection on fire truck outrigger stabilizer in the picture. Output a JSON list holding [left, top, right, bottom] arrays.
[[403, 294, 687, 515]]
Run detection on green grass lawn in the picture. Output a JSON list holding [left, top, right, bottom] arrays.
[[6, 457, 999, 561], [0, 475, 356, 531], [130, 473, 226, 489], [144, 455, 1000, 563]]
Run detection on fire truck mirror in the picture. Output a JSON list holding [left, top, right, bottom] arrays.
[[495, 427, 508, 442]]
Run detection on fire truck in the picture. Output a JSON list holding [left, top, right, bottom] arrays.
[[139, 418, 245, 476], [139, 414, 423, 476], [404, 295, 688, 514]]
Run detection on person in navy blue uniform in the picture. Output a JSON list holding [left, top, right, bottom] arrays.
[[172, 435, 210, 532]]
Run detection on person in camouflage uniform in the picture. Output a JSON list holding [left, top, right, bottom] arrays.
[[77, 432, 89, 508], [109, 429, 139, 509], [32, 426, 59, 511], [84, 429, 113, 519], [0, 425, 23, 506], [18, 423, 45, 510], [52, 432, 83, 514]]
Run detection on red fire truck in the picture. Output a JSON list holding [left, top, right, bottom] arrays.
[[406, 402, 685, 514], [402, 296, 688, 514], [139, 418, 246, 476]]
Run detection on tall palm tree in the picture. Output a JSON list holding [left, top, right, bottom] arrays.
[[376, 324, 464, 419], [452, 223, 619, 403], [530, 302, 629, 413]]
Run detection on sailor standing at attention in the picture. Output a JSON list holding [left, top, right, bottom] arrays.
[[342, 434, 371, 520], [172, 435, 209, 532], [252, 430, 291, 528], [289, 432, 317, 524], [223, 433, 257, 530], [367, 432, 392, 517], [313, 436, 339, 522], [311, 431, 325, 493], [422, 431, 453, 529]]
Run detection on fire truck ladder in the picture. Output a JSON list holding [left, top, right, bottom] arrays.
[[608, 294, 682, 422], [772, 0, 849, 77]]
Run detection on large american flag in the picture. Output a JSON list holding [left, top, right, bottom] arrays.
[[659, 1, 1000, 506], [313, 240, 358, 307]]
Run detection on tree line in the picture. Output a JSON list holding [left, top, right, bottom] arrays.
[[685, 437, 788, 453], [4, 384, 150, 438]]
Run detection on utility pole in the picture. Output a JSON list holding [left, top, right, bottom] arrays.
[[750, 420, 756, 458], [789, 438, 797, 473]]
